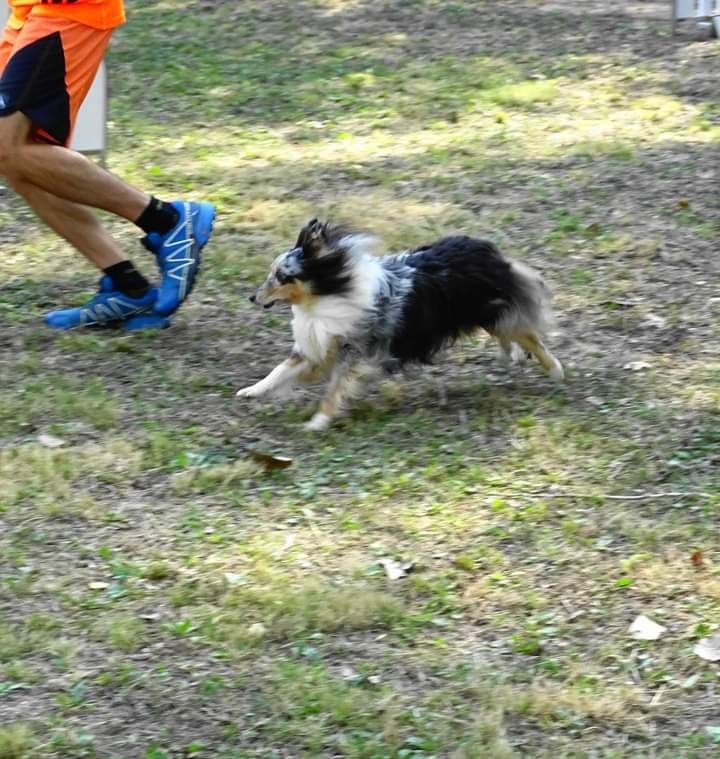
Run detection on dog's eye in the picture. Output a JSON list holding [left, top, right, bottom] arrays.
[[276, 270, 294, 285]]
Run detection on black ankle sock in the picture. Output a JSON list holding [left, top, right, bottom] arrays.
[[104, 261, 151, 298], [135, 196, 179, 234]]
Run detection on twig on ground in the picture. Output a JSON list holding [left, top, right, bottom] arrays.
[[481, 491, 712, 501]]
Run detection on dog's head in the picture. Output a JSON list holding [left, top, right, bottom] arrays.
[[250, 219, 354, 308]]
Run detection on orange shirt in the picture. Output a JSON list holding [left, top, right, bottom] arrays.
[[7, 0, 126, 31]]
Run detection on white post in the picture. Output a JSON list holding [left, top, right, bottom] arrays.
[[0, 5, 107, 157], [673, 0, 699, 21], [69, 61, 107, 157], [672, 0, 720, 34]]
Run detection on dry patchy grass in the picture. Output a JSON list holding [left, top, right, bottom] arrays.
[[1, 1, 719, 757]]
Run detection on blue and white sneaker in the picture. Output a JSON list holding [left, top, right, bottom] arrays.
[[143, 200, 216, 316], [122, 313, 171, 332], [45, 276, 157, 330]]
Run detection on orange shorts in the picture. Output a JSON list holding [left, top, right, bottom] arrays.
[[0, 15, 111, 146]]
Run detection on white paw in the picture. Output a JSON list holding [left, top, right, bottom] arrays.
[[496, 349, 512, 368], [549, 363, 565, 382], [236, 384, 265, 399], [497, 343, 528, 367], [510, 343, 530, 365], [304, 412, 332, 431]]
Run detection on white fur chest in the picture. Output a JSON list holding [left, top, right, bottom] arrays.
[[290, 254, 385, 365], [291, 296, 367, 364], [292, 309, 334, 364]]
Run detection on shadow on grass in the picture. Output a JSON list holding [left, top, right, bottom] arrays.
[[111, 0, 716, 133]]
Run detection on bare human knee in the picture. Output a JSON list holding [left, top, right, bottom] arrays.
[[0, 111, 33, 181]]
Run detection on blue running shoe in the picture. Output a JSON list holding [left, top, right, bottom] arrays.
[[143, 200, 215, 316], [122, 313, 171, 332], [45, 276, 157, 330]]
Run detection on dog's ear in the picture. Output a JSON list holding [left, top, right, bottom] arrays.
[[296, 218, 326, 257]]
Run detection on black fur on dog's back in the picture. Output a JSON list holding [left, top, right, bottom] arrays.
[[386, 236, 543, 364]]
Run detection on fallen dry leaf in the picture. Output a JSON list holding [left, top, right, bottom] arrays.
[[640, 313, 667, 330], [223, 572, 247, 586], [249, 450, 293, 471], [624, 361, 652, 372], [38, 433, 66, 448], [339, 665, 357, 680], [378, 558, 413, 580], [629, 615, 666, 641], [694, 634, 720, 662], [247, 622, 267, 639]]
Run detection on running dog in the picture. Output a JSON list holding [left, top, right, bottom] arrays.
[[237, 219, 563, 430]]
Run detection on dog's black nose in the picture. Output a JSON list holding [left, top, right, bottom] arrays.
[[249, 294, 256, 304]]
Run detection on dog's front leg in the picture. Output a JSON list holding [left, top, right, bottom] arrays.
[[305, 359, 371, 431], [236, 351, 316, 399]]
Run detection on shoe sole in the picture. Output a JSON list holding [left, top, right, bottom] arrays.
[[122, 313, 172, 332], [154, 202, 216, 316], [45, 299, 158, 330]]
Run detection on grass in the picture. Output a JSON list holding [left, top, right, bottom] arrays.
[[0, 725, 35, 759], [1, 0, 719, 756]]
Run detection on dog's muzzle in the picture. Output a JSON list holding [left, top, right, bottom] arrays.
[[249, 292, 277, 309]]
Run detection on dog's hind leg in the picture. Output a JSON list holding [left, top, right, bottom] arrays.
[[514, 333, 564, 380], [496, 337, 529, 367], [305, 360, 370, 431]]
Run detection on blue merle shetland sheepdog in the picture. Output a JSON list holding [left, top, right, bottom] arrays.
[[237, 219, 564, 430]]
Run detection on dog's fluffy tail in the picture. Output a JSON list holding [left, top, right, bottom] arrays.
[[495, 260, 556, 338]]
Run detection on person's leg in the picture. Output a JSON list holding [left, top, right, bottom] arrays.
[[0, 15, 149, 220], [0, 19, 156, 320], [13, 180, 130, 269], [0, 16, 214, 323], [0, 117, 150, 222], [2, 110, 129, 270], [0, 107, 155, 308]]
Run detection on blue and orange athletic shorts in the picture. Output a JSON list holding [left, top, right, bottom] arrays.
[[0, 15, 112, 146]]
